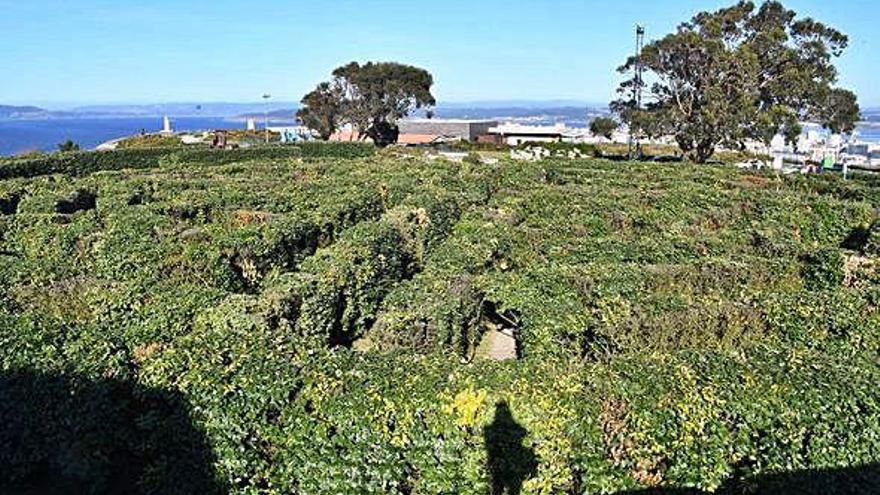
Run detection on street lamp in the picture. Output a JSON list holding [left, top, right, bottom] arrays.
[[262, 93, 272, 144]]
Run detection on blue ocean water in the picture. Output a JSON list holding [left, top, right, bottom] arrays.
[[0, 117, 245, 156]]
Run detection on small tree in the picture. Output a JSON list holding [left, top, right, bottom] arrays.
[[589, 117, 618, 139], [612, 1, 860, 163], [57, 140, 80, 152], [297, 81, 345, 141]]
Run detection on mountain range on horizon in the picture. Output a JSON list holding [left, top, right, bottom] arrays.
[[3, 102, 879, 123], [1, 100, 610, 119], [0, 105, 53, 119]]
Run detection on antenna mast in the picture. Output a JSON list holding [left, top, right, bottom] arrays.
[[628, 25, 645, 160]]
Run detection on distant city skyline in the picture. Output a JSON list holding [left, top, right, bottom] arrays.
[[1, 0, 878, 106]]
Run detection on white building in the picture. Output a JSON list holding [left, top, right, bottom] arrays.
[[399, 119, 497, 142], [487, 123, 590, 146], [158, 116, 174, 136], [267, 125, 314, 143]]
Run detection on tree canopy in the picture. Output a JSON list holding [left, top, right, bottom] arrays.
[[57, 140, 80, 152], [296, 82, 345, 141], [611, 1, 860, 163], [589, 117, 618, 140], [298, 62, 435, 147]]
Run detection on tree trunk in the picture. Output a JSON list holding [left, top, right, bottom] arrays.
[[676, 135, 696, 161], [694, 140, 715, 163], [677, 134, 716, 163], [365, 121, 399, 148]]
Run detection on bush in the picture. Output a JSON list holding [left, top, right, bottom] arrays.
[[801, 248, 846, 290], [294, 193, 466, 346], [0, 143, 375, 180], [138, 294, 303, 491], [295, 141, 375, 159], [3, 149, 880, 493], [136, 345, 880, 493]]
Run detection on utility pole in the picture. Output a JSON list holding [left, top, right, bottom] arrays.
[[628, 25, 645, 161], [262, 93, 272, 144]]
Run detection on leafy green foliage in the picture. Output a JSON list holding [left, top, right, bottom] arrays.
[[1, 148, 879, 493], [56, 139, 80, 152], [297, 81, 346, 140], [589, 116, 618, 139], [0, 142, 374, 180], [801, 248, 846, 290], [613, 1, 860, 162], [301, 61, 436, 146], [116, 134, 183, 148]]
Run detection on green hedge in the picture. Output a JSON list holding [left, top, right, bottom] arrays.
[[362, 161, 880, 360], [6, 340, 878, 495], [368, 210, 514, 356], [295, 141, 375, 159], [0, 148, 174, 179], [4, 151, 880, 493], [291, 192, 467, 347], [136, 338, 880, 493], [0, 142, 375, 180]]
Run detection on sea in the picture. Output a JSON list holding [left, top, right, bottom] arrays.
[[0, 117, 245, 156], [0, 116, 879, 157]]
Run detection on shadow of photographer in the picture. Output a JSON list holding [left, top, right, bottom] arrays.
[[484, 401, 538, 495], [0, 369, 221, 495]]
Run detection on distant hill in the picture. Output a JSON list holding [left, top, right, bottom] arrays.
[[0, 105, 49, 119], [430, 105, 609, 124], [438, 99, 605, 109], [68, 102, 300, 118], [4, 100, 612, 121], [235, 103, 610, 124], [236, 108, 299, 120], [862, 108, 880, 123]]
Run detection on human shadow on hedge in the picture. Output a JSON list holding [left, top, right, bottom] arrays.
[[613, 462, 880, 495], [0, 370, 222, 495], [484, 401, 538, 495]]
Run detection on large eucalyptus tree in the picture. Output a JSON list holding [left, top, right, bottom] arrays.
[[298, 62, 435, 147], [612, 1, 860, 162]]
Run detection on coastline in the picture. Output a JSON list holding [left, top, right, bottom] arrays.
[[2, 115, 880, 157]]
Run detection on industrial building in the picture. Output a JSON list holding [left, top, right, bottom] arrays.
[[397, 119, 498, 144]]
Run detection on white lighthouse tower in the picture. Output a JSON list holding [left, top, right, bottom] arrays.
[[159, 116, 174, 135]]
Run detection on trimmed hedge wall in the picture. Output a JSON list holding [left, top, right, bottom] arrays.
[[0, 142, 375, 179], [9, 303, 875, 494], [140, 341, 880, 493], [3, 151, 880, 493]]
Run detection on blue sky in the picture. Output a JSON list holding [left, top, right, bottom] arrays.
[[1, 0, 878, 107]]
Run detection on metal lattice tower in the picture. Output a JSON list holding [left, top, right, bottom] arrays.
[[629, 25, 645, 160]]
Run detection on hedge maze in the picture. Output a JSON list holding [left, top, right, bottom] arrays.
[[1, 146, 879, 493]]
